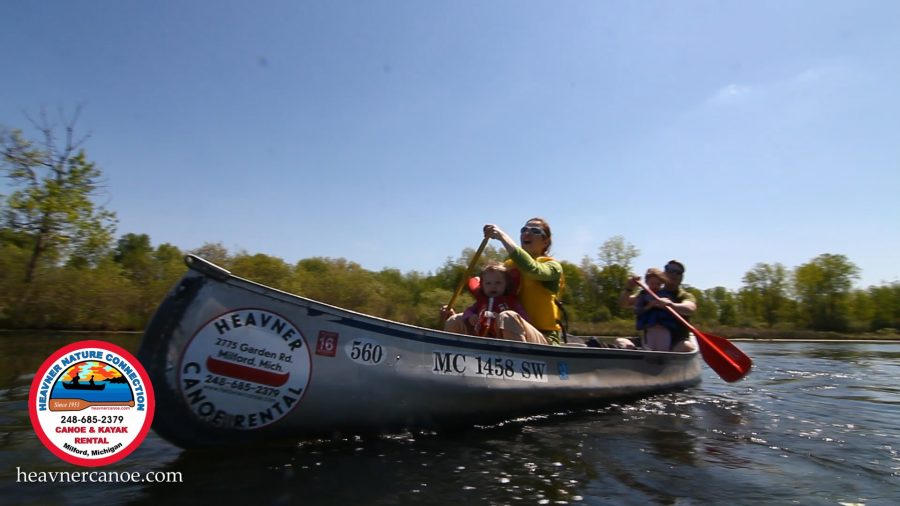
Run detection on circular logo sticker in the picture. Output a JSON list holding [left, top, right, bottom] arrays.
[[179, 309, 312, 430], [29, 340, 155, 467]]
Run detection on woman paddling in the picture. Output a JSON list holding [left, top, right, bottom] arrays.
[[483, 218, 564, 345]]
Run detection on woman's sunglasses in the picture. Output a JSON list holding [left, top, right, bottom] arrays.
[[520, 226, 546, 237]]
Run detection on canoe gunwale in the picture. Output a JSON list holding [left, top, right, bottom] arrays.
[[180, 254, 696, 360]]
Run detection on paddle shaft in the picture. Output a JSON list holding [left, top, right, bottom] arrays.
[[446, 236, 489, 313]]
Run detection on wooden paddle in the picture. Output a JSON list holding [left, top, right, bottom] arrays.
[[636, 279, 752, 382], [444, 236, 490, 318]]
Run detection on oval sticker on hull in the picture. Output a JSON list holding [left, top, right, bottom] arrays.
[[179, 309, 312, 430]]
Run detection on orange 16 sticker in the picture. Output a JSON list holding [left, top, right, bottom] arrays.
[[29, 340, 155, 467]]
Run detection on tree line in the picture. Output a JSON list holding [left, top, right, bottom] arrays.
[[2, 112, 898, 334]]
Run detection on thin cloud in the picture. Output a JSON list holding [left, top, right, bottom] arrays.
[[709, 83, 753, 105], [787, 63, 849, 87], [707, 62, 854, 107]]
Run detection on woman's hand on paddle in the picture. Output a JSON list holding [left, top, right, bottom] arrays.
[[483, 224, 515, 251]]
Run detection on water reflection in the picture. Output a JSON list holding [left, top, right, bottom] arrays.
[[0, 332, 141, 390], [754, 341, 900, 365], [127, 406, 713, 506]]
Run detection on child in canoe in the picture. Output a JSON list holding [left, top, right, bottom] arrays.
[[632, 268, 681, 350], [441, 263, 546, 343]]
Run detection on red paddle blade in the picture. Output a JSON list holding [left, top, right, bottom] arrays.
[[694, 330, 753, 382]]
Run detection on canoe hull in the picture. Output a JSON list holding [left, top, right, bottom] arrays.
[[138, 256, 702, 448]]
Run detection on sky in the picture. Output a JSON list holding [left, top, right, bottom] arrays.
[[2, 1, 898, 291]]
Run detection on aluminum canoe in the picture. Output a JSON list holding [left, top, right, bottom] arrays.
[[137, 255, 702, 448]]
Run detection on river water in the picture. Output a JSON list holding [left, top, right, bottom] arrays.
[[1, 333, 898, 505]]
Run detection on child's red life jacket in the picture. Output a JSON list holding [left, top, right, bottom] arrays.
[[474, 295, 521, 337], [467, 270, 523, 338]]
